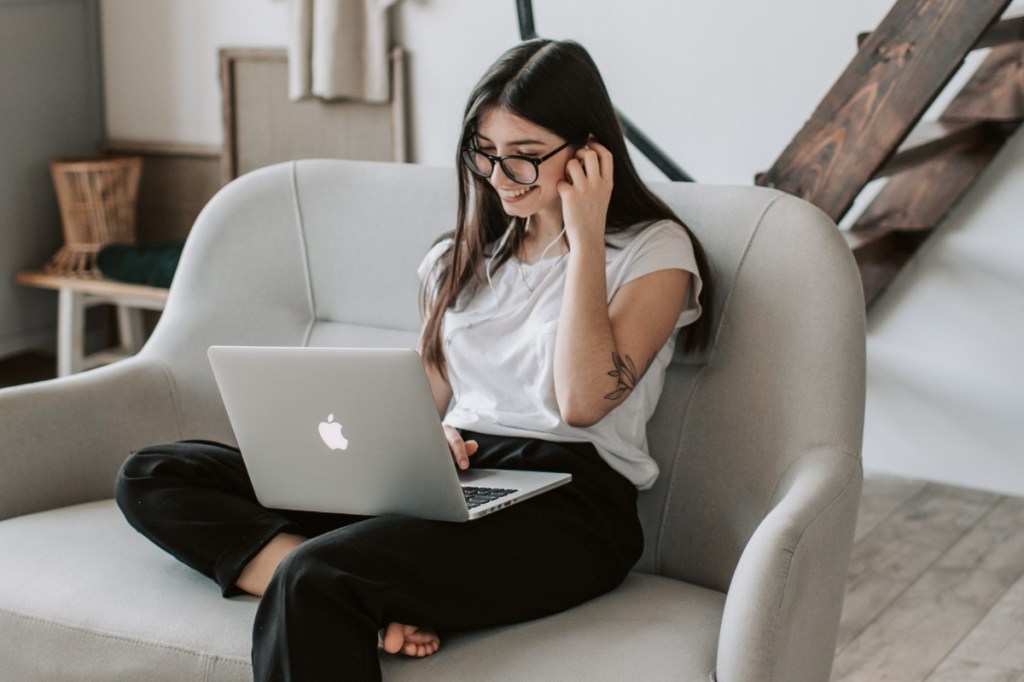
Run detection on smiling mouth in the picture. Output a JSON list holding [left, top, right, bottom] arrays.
[[498, 185, 537, 201]]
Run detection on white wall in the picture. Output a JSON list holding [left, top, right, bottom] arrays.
[[1, 0, 104, 359], [101, 0, 289, 145], [100, 0, 1024, 495]]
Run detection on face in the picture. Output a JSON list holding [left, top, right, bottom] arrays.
[[472, 107, 573, 223]]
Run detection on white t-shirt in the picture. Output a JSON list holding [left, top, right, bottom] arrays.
[[417, 219, 703, 489]]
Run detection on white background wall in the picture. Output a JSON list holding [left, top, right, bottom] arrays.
[[100, 0, 1024, 496]]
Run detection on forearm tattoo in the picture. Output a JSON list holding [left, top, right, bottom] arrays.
[[605, 352, 639, 400]]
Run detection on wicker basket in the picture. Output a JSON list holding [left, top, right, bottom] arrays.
[[46, 156, 142, 276]]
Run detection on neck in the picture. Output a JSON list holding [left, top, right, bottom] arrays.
[[520, 215, 566, 263], [527, 205, 563, 237]]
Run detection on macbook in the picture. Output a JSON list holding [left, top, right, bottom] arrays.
[[207, 346, 571, 522]]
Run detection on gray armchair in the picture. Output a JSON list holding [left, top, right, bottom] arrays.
[[0, 160, 865, 681]]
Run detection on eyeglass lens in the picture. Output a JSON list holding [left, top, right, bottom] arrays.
[[462, 150, 538, 185]]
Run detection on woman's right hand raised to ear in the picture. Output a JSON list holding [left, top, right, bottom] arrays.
[[443, 424, 478, 470]]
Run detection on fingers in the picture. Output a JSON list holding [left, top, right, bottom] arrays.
[[565, 140, 612, 185], [563, 157, 587, 185], [578, 140, 613, 179], [559, 136, 613, 235], [443, 425, 477, 470], [453, 438, 478, 470]]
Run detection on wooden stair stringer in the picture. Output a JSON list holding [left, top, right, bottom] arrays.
[[758, 0, 1012, 223]]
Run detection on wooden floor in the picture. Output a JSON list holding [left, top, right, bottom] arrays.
[[835, 473, 1024, 681], [0, 355, 1020, 680]]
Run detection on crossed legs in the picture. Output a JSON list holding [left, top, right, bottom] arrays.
[[237, 531, 439, 658], [115, 434, 642, 681]]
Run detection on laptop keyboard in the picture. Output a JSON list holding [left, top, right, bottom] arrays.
[[463, 486, 518, 509]]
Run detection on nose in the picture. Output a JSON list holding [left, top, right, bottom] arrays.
[[487, 163, 513, 185]]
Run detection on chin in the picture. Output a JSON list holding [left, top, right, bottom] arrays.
[[503, 206, 533, 219], [500, 202, 535, 219]]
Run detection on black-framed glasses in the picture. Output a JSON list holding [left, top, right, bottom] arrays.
[[461, 142, 569, 185]]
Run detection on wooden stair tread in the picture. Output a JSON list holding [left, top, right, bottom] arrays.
[[942, 43, 1024, 121], [844, 226, 928, 257], [844, 228, 932, 306], [843, 228, 912, 307], [844, 227, 893, 253], [855, 131, 1008, 232], [874, 120, 989, 179], [974, 14, 1024, 50]]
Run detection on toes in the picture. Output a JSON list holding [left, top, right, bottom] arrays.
[[384, 624, 440, 657], [409, 627, 440, 652], [404, 639, 439, 657], [381, 622, 405, 654]]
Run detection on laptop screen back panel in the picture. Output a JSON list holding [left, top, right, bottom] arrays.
[[209, 346, 469, 522]]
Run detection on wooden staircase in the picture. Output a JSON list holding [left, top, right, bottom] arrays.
[[756, 0, 1024, 306]]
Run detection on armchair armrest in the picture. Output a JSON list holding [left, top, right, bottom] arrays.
[[0, 358, 184, 521], [716, 446, 863, 682]]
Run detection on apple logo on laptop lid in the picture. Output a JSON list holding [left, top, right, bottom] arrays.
[[318, 414, 349, 451]]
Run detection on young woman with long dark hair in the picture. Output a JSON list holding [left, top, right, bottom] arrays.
[[115, 38, 712, 681]]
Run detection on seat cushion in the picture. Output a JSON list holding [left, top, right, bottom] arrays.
[[0, 500, 256, 682], [382, 572, 724, 681], [0, 501, 724, 681]]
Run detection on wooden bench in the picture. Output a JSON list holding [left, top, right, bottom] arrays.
[[15, 271, 169, 377]]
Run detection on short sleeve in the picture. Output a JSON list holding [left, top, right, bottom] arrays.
[[612, 220, 703, 329]]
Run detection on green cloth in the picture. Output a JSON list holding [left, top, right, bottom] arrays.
[[97, 241, 184, 289]]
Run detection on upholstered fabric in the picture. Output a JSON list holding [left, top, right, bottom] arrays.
[[0, 501, 254, 682], [0, 159, 865, 681], [0, 500, 723, 681]]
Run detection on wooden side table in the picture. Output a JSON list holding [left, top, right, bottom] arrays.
[[15, 271, 169, 377]]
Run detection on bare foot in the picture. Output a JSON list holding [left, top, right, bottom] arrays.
[[381, 622, 440, 658]]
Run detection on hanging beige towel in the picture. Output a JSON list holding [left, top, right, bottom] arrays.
[[288, 0, 400, 103]]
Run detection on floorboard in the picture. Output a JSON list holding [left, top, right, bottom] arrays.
[[852, 473, 928, 542], [949, 570, 1024, 671], [836, 481, 1000, 652], [834, 473, 1024, 681]]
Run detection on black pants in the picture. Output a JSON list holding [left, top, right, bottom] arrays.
[[115, 431, 643, 682]]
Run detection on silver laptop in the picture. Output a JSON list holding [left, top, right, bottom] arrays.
[[207, 346, 571, 522]]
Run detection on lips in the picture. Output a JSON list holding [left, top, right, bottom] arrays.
[[498, 185, 537, 202]]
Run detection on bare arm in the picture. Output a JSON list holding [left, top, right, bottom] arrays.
[[555, 263, 689, 426], [554, 140, 689, 427]]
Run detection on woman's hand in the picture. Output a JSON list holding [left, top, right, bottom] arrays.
[[443, 424, 478, 470], [557, 138, 614, 249]]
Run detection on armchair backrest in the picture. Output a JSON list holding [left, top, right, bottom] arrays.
[[142, 160, 865, 593]]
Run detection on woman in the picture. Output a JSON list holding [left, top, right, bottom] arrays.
[[116, 38, 712, 681]]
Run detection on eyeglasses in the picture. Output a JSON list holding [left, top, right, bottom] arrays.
[[461, 142, 569, 185]]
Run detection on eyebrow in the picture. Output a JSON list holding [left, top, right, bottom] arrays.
[[475, 134, 547, 146]]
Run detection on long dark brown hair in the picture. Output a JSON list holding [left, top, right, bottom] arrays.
[[420, 39, 714, 374]]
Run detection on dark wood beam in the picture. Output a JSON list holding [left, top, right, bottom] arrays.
[[860, 15, 1024, 50], [758, 0, 1011, 222]]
